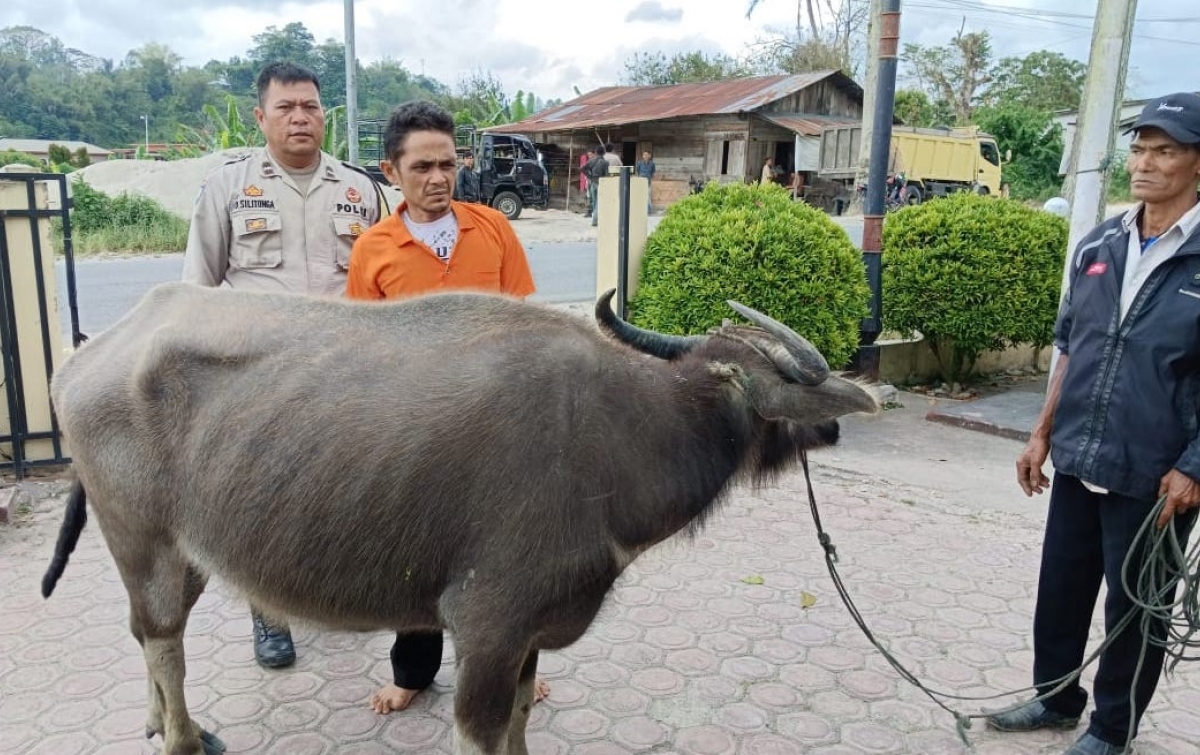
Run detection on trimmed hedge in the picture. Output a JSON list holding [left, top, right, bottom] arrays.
[[629, 182, 870, 369], [882, 192, 1068, 381]]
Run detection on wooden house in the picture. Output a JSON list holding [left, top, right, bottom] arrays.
[[489, 71, 863, 211]]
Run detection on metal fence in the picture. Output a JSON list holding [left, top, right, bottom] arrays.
[[0, 172, 83, 478]]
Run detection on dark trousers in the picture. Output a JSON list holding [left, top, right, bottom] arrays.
[[1033, 474, 1197, 745], [391, 631, 443, 690]]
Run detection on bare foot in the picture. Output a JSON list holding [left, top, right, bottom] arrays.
[[370, 677, 549, 714], [369, 683, 422, 714]]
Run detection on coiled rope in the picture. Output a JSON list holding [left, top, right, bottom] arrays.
[[798, 451, 1200, 748]]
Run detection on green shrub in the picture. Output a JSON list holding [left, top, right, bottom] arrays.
[[630, 182, 870, 369], [0, 149, 43, 169], [883, 192, 1067, 381], [56, 177, 188, 253]]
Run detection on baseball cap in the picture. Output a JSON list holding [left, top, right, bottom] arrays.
[[1125, 92, 1200, 145]]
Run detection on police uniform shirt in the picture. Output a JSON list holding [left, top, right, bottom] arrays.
[[182, 147, 380, 297]]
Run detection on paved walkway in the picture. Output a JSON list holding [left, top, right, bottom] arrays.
[[2, 393, 1199, 754]]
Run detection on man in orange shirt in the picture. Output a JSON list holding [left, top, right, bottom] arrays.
[[345, 102, 534, 300], [345, 100, 546, 713]]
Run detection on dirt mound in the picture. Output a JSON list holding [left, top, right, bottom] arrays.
[[72, 153, 597, 243], [73, 150, 253, 219]]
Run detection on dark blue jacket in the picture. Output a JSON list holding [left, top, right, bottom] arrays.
[[1051, 208, 1200, 499]]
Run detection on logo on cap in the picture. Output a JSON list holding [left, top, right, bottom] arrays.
[[1158, 102, 1184, 113]]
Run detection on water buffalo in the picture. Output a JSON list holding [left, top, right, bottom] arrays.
[[42, 282, 877, 754]]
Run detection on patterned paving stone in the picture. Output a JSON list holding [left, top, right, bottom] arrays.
[[5, 449, 1200, 755]]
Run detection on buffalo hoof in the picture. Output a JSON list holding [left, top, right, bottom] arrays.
[[200, 729, 227, 755]]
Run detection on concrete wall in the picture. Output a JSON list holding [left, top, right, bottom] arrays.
[[878, 335, 1051, 384]]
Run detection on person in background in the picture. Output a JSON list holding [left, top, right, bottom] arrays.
[[343, 99, 550, 712], [578, 151, 590, 212], [635, 149, 656, 214], [761, 156, 775, 185], [586, 145, 609, 227], [603, 141, 622, 170], [182, 60, 381, 669], [454, 151, 480, 203], [988, 92, 1200, 755]]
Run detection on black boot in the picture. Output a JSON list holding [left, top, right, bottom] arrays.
[[252, 612, 296, 668]]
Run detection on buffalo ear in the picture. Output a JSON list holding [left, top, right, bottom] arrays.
[[745, 374, 879, 423]]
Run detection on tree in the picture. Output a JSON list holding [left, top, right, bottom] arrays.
[[125, 43, 182, 103], [893, 89, 953, 128], [746, 0, 824, 41], [902, 30, 993, 124], [983, 50, 1086, 113], [745, 0, 868, 77], [621, 50, 750, 86], [313, 38, 348, 108], [973, 103, 1064, 200], [248, 23, 316, 69]]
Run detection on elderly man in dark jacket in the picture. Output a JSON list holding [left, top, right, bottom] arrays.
[[988, 92, 1200, 755]]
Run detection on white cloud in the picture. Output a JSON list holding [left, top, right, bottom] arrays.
[[1, 0, 1195, 102], [625, 2, 684, 24]]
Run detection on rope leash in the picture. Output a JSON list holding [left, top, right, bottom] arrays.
[[798, 451, 1200, 748]]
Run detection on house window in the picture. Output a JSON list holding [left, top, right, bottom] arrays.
[[721, 141, 730, 175]]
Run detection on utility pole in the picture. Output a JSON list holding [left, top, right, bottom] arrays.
[[855, 0, 884, 199], [344, 0, 359, 164], [1062, 0, 1138, 253], [140, 115, 149, 156], [1050, 0, 1137, 374], [855, 0, 900, 380]]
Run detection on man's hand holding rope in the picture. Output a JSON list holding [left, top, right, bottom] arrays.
[[1156, 469, 1200, 528]]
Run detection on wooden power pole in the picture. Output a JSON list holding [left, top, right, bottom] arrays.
[[1063, 0, 1138, 252], [855, 0, 884, 199]]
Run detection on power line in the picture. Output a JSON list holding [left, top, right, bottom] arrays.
[[904, 2, 1200, 48]]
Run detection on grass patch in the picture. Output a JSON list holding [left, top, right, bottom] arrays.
[[55, 218, 189, 255], [51, 177, 188, 255]]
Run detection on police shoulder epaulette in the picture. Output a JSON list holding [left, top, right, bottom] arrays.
[[340, 161, 381, 181], [221, 152, 254, 167]]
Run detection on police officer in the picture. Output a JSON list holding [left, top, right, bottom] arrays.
[[183, 61, 382, 297], [182, 61, 382, 668]]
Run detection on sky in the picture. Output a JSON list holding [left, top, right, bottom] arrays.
[[2, 0, 1197, 105]]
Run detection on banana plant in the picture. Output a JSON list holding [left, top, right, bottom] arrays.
[[322, 105, 348, 160]]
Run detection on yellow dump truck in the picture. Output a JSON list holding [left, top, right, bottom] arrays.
[[818, 124, 1006, 203]]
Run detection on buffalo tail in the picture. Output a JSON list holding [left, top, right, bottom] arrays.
[[41, 480, 87, 598]]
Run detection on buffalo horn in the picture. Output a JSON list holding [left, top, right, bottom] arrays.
[[595, 289, 704, 360], [726, 301, 829, 385]]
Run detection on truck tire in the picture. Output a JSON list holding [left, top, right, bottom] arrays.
[[493, 191, 523, 220], [975, 184, 990, 195], [905, 185, 922, 205]]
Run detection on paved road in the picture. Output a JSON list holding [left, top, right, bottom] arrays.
[[53, 216, 865, 342], [54, 241, 598, 342]]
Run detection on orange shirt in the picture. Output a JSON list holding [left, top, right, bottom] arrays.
[[345, 201, 536, 300]]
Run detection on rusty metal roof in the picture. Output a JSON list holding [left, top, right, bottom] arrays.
[[489, 71, 861, 134], [759, 113, 860, 136]]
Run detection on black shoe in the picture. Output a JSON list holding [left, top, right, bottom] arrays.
[[252, 614, 296, 668], [986, 700, 1080, 732], [1062, 733, 1128, 755]]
